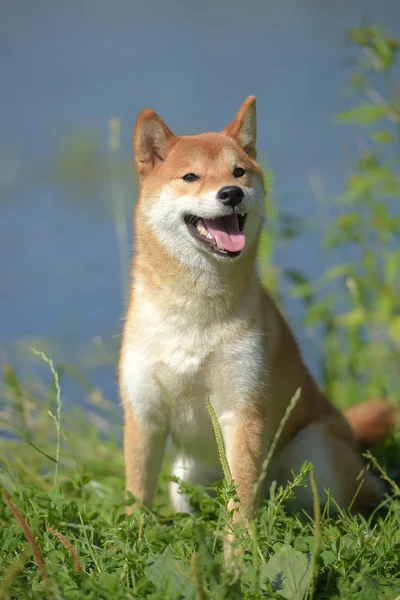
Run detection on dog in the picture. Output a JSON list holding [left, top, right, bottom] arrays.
[[119, 96, 395, 531]]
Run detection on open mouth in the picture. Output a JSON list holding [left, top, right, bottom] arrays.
[[184, 212, 247, 257]]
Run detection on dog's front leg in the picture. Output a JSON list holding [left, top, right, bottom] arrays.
[[223, 408, 266, 564], [123, 404, 167, 509]]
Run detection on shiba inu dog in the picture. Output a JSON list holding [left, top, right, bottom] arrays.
[[119, 97, 395, 529]]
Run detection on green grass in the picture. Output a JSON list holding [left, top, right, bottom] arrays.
[[1, 252, 400, 592], [1, 23, 400, 599], [1, 355, 400, 599]]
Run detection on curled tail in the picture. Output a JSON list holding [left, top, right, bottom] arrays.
[[343, 399, 397, 445]]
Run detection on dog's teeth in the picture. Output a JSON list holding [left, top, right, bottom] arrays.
[[196, 220, 208, 236], [206, 232, 212, 240]]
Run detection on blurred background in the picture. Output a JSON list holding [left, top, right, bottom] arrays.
[[1, 0, 399, 418]]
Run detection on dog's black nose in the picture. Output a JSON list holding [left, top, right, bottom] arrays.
[[217, 186, 244, 208]]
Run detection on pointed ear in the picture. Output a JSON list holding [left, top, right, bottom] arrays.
[[223, 96, 257, 159], [133, 109, 176, 176]]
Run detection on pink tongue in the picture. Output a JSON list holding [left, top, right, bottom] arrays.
[[203, 214, 246, 253]]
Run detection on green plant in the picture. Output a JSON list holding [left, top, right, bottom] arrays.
[[281, 26, 400, 411]]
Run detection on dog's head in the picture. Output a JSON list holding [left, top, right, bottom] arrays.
[[133, 97, 265, 267]]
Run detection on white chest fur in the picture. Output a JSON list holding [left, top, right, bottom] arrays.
[[121, 288, 267, 467]]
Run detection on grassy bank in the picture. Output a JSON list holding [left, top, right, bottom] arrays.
[[1, 360, 400, 599], [1, 25, 400, 599]]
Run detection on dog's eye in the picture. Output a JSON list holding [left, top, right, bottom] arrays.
[[233, 167, 246, 178], [182, 173, 199, 183]]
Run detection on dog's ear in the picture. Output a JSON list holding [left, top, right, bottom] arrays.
[[133, 109, 176, 176], [223, 96, 257, 159]]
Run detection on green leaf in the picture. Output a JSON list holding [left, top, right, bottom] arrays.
[[304, 298, 335, 326], [48, 485, 65, 509], [25, 439, 57, 463], [260, 544, 311, 600], [293, 536, 316, 553], [390, 316, 400, 345], [320, 550, 336, 566], [145, 549, 196, 599], [323, 263, 353, 282], [337, 575, 400, 600], [372, 131, 395, 144], [286, 270, 314, 305], [335, 308, 365, 327], [335, 104, 387, 126]]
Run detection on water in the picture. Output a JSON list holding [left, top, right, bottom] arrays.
[[1, 0, 399, 404]]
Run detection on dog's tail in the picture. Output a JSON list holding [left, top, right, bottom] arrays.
[[343, 399, 397, 445]]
